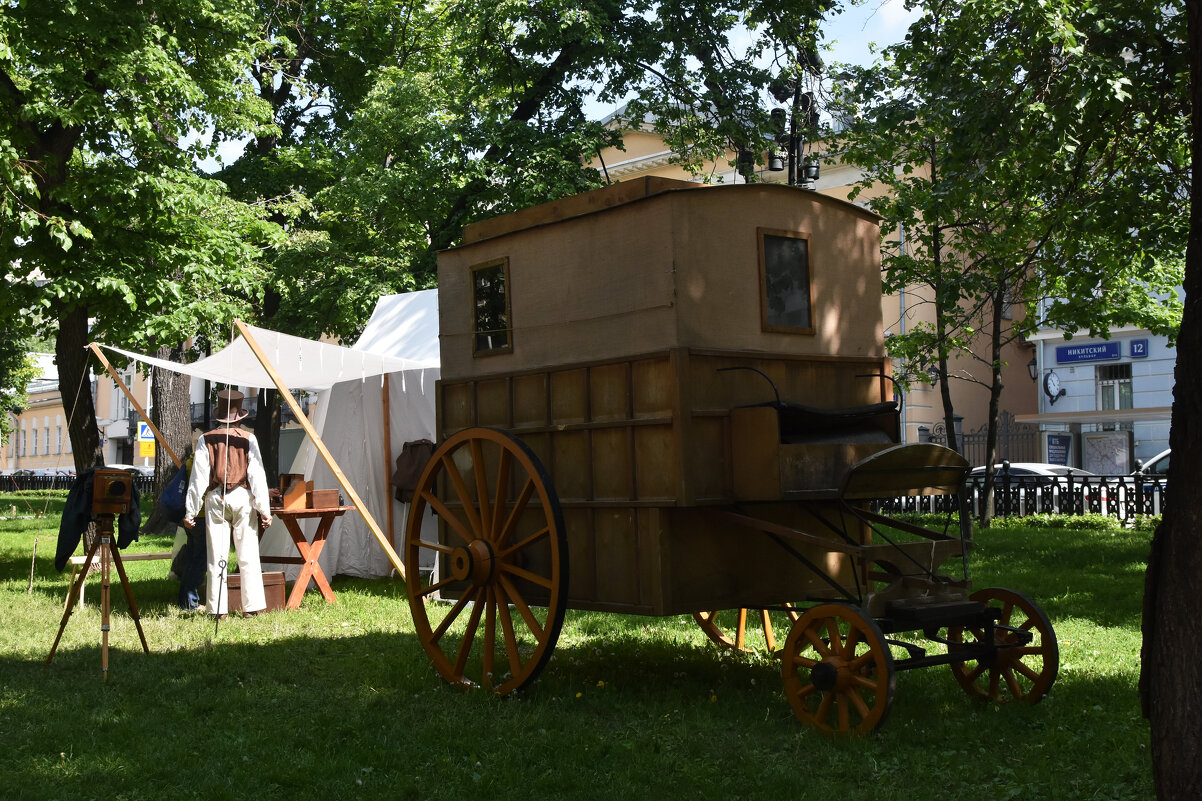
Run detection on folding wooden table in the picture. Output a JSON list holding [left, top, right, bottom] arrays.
[[264, 506, 352, 609]]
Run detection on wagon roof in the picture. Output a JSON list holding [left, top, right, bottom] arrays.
[[459, 176, 880, 247]]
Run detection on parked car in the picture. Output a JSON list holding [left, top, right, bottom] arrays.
[[1134, 448, 1170, 477], [969, 463, 1098, 485], [105, 463, 155, 477]]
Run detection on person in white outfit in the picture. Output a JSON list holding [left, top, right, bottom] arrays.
[[183, 389, 273, 617]]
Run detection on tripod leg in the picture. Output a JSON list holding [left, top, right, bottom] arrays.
[[108, 546, 150, 653], [45, 534, 103, 668], [101, 536, 111, 679]]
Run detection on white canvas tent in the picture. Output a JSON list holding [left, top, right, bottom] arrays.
[[97, 289, 441, 582], [269, 290, 440, 579]]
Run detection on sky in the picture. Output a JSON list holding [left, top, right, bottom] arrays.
[[821, 0, 921, 68]]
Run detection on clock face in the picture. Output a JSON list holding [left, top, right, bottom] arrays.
[[1043, 371, 1061, 397]]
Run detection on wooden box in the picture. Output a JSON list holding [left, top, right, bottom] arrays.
[[308, 489, 340, 508], [227, 571, 286, 613], [281, 479, 311, 510]]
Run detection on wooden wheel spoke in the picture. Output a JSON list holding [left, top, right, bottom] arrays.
[[816, 691, 834, 724], [988, 667, 1001, 699], [495, 587, 525, 679], [962, 661, 987, 684], [470, 438, 493, 539], [851, 673, 879, 692], [790, 653, 819, 670], [442, 451, 484, 537], [452, 587, 487, 676], [498, 573, 547, 641], [416, 575, 461, 600], [431, 592, 474, 643], [482, 588, 497, 691], [1002, 666, 1025, 698], [490, 448, 512, 541], [500, 561, 554, 590], [997, 600, 1015, 627], [1012, 659, 1043, 682], [497, 526, 550, 560], [848, 687, 872, 719], [422, 491, 476, 546], [824, 618, 843, 653], [837, 693, 850, 731], [848, 652, 876, 674], [735, 609, 747, 650], [495, 478, 537, 550], [843, 625, 862, 656], [804, 627, 832, 656]]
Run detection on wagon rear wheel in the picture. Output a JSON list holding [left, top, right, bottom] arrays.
[[947, 587, 1058, 704], [693, 606, 801, 654], [780, 604, 895, 735], [404, 428, 568, 696]]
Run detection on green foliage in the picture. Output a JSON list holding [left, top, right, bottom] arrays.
[[991, 512, 1161, 534], [0, 0, 282, 348], [0, 342, 38, 442], [835, 0, 1188, 387]]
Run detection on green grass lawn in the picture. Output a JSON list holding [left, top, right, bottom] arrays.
[[0, 493, 1153, 800]]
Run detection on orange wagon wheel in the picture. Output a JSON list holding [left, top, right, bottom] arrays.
[[780, 604, 895, 735], [693, 605, 801, 654], [947, 587, 1058, 704], [404, 428, 568, 695]]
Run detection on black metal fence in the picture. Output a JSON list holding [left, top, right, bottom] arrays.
[[929, 410, 1039, 468], [2, 472, 155, 497], [883, 472, 1168, 524]]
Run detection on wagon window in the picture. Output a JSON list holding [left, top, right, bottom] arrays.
[[472, 257, 512, 355], [758, 228, 813, 334]]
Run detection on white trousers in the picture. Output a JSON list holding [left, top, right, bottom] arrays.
[[204, 486, 265, 614]]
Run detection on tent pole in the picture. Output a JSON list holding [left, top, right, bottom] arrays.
[[233, 320, 407, 582], [89, 343, 182, 468], [382, 378, 395, 551]]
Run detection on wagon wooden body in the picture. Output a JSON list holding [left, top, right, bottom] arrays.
[[403, 178, 1058, 733]]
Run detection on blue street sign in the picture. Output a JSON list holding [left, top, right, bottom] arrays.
[[1130, 339, 1149, 358], [1055, 342, 1120, 364]]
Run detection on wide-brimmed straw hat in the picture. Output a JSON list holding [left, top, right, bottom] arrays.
[[214, 389, 249, 424]]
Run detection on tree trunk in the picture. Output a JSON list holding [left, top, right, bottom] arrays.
[[979, 286, 1008, 526], [56, 304, 102, 473], [1142, 0, 1202, 795], [139, 345, 194, 534]]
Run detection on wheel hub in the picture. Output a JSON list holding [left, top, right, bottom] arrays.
[[810, 660, 841, 692], [449, 539, 496, 585]]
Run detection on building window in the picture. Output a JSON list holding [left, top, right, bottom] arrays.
[[43, 427, 50, 455], [55, 427, 62, 454], [471, 257, 512, 356], [1097, 363, 1133, 431], [758, 228, 814, 334], [32, 428, 38, 456]]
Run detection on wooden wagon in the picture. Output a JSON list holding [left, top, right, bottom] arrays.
[[403, 178, 1058, 734]]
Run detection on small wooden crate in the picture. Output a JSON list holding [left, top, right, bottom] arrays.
[[227, 571, 286, 613], [308, 489, 340, 508]]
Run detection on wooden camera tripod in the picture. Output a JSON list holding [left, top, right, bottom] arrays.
[[46, 512, 150, 678]]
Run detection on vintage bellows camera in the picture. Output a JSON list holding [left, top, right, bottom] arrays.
[[93, 468, 134, 516]]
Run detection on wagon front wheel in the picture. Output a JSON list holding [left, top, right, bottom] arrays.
[[780, 604, 895, 735], [694, 605, 801, 654], [404, 428, 568, 696], [947, 587, 1058, 704]]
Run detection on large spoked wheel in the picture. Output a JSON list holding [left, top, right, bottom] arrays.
[[780, 604, 895, 735], [693, 605, 801, 654], [404, 428, 568, 696], [947, 587, 1058, 704]]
